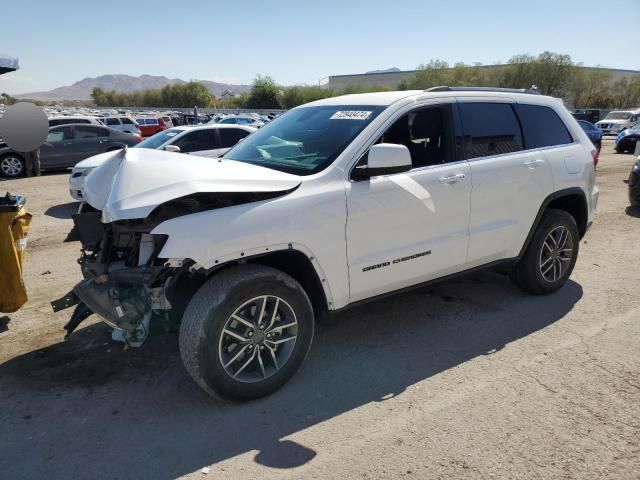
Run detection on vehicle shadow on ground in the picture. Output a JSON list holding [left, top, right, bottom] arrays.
[[44, 201, 77, 219], [0, 273, 583, 479]]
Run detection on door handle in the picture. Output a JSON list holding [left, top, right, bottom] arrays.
[[439, 173, 466, 184], [63, 142, 73, 146], [523, 159, 544, 168], [99, 139, 108, 144]]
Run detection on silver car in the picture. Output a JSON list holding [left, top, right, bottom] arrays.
[[101, 116, 142, 135]]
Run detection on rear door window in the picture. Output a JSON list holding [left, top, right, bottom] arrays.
[[458, 102, 523, 159], [105, 118, 120, 126], [219, 128, 251, 148], [74, 126, 101, 138], [514, 104, 573, 149], [120, 117, 135, 125]]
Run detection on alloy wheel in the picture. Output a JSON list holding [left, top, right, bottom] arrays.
[[1, 156, 23, 177], [539, 226, 573, 282], [218, 295, 298, 383]]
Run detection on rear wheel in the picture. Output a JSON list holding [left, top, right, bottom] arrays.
[[179, 264, 314, 401], [0, 153, 25, 177], [511, 209, 579, 295]]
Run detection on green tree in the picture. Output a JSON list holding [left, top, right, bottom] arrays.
[[245, 75, 281, 109]]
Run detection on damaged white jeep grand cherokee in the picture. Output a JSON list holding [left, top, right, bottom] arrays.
[[52, 87, 599, 401]]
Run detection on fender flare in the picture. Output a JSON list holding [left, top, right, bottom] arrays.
[[194, 242, 335, 309], [518, 187, 588, 258]]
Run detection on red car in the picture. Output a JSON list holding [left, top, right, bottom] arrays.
[[136, 116, 167, 137]]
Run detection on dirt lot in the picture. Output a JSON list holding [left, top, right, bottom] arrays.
[[1, 140, 639, 480]]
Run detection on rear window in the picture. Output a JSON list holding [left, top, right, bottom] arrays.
[[515, 104, 573, 149], [459, 103, 523, 159], [49, 118, 89, 126]]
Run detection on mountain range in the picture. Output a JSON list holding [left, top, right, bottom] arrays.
[[15, 74, 251, 101]]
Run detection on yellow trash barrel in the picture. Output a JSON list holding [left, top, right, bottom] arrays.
[[0, 193, 32, 313]]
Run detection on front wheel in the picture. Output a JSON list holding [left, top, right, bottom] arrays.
[[0, 153, 25, 177], [511, 209, 579, 295], [179, 265, 314, 401]]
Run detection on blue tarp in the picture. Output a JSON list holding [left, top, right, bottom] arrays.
[[0, 55, 19, 75]]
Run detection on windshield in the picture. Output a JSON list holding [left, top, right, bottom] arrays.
[[134, 128, 182, 149], [604, 111, 632, 120], [224, 105, 384, 175]]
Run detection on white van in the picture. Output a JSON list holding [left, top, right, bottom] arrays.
[[596, 109, 640, 136]]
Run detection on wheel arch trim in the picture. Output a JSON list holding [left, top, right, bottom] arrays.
[[195, 242, 335, 311], [518, 187, 588, 258]]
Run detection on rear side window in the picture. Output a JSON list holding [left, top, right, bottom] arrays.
[[105, 118, 120, 126], [515, 104, 573, 149], [219, 128, 251, 148], [459, 103, 523, 159], [49, 118, 90, 126], [120, 117, 134, 125]]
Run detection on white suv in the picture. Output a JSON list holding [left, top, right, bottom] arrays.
[[53, 87, 599, 401]]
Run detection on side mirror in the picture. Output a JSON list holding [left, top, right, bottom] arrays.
[[164, 144, 181, 153], [353, 143, 412, 179]]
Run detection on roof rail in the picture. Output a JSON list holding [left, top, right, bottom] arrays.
[[426, 86, 541, 95]]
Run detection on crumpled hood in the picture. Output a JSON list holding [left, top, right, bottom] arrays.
[[82, 148, 302, 222]]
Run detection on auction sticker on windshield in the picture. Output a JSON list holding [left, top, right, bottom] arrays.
[[330, 111, 372, 120]]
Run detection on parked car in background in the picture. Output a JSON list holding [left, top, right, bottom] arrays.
[[615, 124, 640, 153], [578, 120, 602, 150], [629, 157, 640, 207], [0, 124, 141, 178], [68, 124, 255, 200], [101, 116, 142, 135], [213, 114, 265, 128], [49, 116, 103, 127], [162, 116, 174, 128], [596, 109, 640, 136], [137, 116, 168, 136]]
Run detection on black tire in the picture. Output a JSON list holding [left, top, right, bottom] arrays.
[[629, 172, 640, 208], [179, 264, 314, 401], [511, 208, 579, 295], [0, 153, 25, 177]]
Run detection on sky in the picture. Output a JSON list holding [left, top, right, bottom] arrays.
[[1, 0, 639, 95]]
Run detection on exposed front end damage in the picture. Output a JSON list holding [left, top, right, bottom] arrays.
[[52, 209, 192, 347], [51, 147, 303, 347]]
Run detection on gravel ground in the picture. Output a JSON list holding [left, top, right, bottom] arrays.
[[0, 140, 638, 480]]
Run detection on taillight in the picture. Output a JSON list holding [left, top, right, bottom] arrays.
[[133, 134, 142, 142], [591, 149, 599, 168]]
